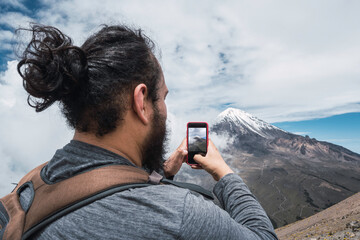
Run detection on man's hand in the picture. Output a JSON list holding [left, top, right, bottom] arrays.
[[193, 139, 234, 181], [163, 138, 188, 178]]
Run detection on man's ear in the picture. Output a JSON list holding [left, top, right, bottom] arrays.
[[133, 83, 150, 125]]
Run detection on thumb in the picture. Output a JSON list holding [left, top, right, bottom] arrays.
[[181, 149, 188, 156], [181, 149, 188, 163], [193, 153, 205, 164]]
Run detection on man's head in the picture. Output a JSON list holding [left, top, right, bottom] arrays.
[[17, 24, 168, 171]]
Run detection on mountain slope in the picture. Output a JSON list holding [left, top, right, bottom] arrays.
[[176, 108, 360, 228], [275, 192, 360, 239]]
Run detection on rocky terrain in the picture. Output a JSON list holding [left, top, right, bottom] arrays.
[[275, 192, 360, 240], [189, 136, 206, 152], [175, 108, 360, 228]]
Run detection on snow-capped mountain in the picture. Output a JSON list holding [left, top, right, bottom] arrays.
[[177, 107, 360, 229], [213, 108, 287, 139]]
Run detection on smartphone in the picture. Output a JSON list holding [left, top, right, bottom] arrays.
[[187, 122, 208, 166]]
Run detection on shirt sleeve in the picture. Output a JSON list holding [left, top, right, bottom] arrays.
[[178, 173, 278, 240]]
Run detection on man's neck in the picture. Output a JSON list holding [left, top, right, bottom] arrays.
[[72, 130, 142, 168]]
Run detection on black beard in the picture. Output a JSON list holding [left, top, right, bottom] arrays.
[[141, 106, 168, 173]]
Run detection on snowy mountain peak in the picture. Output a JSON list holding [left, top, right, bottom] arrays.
[[214, 108, 286, 138]]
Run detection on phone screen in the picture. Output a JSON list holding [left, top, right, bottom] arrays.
[[187, 122, 208, 165]]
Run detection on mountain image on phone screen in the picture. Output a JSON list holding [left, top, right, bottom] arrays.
[[188, 128, 207, 152]]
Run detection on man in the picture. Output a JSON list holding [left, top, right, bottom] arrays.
[[14, 24, 278, 239]]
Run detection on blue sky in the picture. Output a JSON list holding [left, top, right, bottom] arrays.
[[0, 0, 42, 71], [273, 113, 360, 154], [0, 0, 359, 195]]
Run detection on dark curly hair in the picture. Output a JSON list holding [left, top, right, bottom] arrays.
[[17, 24, 161, 137]]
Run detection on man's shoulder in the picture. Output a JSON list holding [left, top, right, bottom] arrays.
[[32, 182, 195, 239], [93, 183, 207, 214], [80, 184, 192, 223], [110, 183, 191, 202], [99, 183, 214, 215]]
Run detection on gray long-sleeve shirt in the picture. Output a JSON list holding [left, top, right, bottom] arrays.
[[22, 140, 277, 239]]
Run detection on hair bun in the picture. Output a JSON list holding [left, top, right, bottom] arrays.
[[17, 24, 88, 112]]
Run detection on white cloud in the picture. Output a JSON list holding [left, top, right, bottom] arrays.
[[0, 0, 27, 11], [0, 147, 23, 196], [0, 30, 13, 41], [0, 12, 34, 29], [0, 61, 73, 196], [0, 30, 14, 51], [293, 132, 311, 136], [2, 0, 358, 122]]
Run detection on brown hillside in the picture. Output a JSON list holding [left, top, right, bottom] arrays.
[[275, 192, 360, 240]]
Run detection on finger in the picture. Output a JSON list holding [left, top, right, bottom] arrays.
[[191, 165, 203, 169], [208, 138, 216, 150], [207, 139, 219, 154], [176, 139, 187, 155], [181, 150, 188, 163], [179, 137, 187, 149], [193, 153, 205, 164]]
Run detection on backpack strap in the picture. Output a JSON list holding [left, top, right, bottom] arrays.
[[1, 163, 213, 240], [23, 182, 152, 240], [161, 179, 214, 200], [0, 162, 48, 240], [1, 164, 151, 240], [148, 171, 214, 200], [24, 164, 150, 239]]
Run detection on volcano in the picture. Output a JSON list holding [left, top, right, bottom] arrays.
[[176, 108, 360, 228]]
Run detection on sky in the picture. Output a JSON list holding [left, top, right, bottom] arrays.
[[189, 128, 207, 141], [0, 0, 359, 196]]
